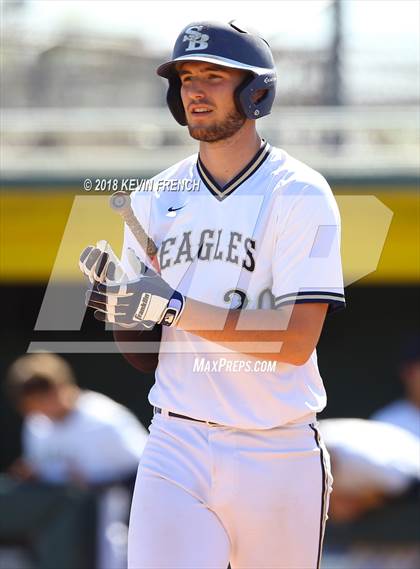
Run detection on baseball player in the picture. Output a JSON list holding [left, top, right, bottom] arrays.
[[80, 21, 345, 569]]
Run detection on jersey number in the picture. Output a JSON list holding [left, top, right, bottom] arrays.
[[224, 287, 276, 310]]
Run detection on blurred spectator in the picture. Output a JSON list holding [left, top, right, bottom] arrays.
[[319, 418, 420, 523], [5, 353, 147, 484], [371, 335, 420, 438], [3, 353, 148, 569]]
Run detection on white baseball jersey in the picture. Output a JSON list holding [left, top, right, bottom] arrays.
[[371, 399, 420, 438], [23, 391, 148, 483], [122, 141, 345, 429]]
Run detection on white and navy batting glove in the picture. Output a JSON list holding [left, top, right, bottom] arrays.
[[80, 244, 185, 330], [79, 240, 126, 284]]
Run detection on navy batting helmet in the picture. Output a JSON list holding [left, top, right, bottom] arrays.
[[156, 20, 277, 125]]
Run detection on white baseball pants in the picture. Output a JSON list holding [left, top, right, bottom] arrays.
[[128, 411, 332, 569]]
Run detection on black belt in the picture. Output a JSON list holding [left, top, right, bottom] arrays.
[[154, 406, 219, 426]]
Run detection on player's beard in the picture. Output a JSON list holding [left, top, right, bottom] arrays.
[[187, 108, 246, 142]]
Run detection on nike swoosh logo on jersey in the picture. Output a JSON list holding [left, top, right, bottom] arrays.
[[167, 205, 186, 212]]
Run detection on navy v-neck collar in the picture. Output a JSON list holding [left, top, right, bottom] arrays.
[[196, 140, 271, 202]]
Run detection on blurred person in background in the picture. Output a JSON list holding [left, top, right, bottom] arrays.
[[319, 418, 420, 523], [319, 418, 420, 569], [371, 335, 420, 438], [4, 352, 149, 569]]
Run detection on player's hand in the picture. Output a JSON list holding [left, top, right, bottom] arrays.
[[79, 240, 126, 284], [82, 248, 185, 330], [79, 240, 137, 328]]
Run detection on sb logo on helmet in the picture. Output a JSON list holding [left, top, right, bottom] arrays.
[[183, 26, 209, 52]]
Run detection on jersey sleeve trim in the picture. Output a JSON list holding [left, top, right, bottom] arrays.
[[274, 291, 346, 314]]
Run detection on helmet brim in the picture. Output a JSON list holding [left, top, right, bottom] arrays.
[[157, 54, 271, 78]]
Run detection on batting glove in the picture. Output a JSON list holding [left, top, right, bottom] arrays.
[[79, 240, 126, 284], [80, 245, 185, 330]]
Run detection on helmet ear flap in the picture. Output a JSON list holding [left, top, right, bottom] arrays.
[[235, 73, 276, 120], [166, 76, 187, 126]]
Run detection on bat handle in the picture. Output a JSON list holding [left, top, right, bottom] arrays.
[[109, 191, 130, 212], [110, 191, 160, 271]]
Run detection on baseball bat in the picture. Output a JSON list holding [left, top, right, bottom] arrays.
[[110, 191, 160, 273]]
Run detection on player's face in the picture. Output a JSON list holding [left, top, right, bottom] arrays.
[[19, 386, 75, 420], [178, 62, 247, 142], [20, 390, 63, 418]]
